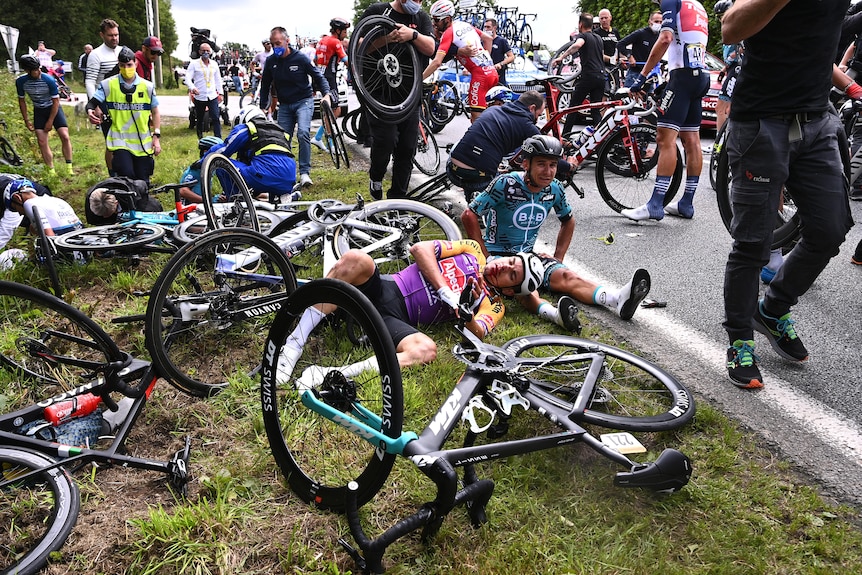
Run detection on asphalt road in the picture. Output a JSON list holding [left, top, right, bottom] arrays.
[[157, 94, 862, 506]]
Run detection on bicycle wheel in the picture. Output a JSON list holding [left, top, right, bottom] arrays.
[[145, 228, 297, 397], [595, 123, 683, 213], [427, 80, 459, 128], [552, 41, 580, 77], [0, 136, 23, 166], [520, 24, 533, 51], [709, 122, 727, 191], [715, 142, 801, 250], [412, 118, 440, 176], [320, 99, 350, 169], [503, 334, 695, 431], [349, 16, 422, 123], [0, 447, 80, 575], [0, 280, 124, 388], [260, 279, 403, 511], [405, 173, 452, 202], [52, 223, 166, 252], [170, 215, 212, 245], [30, 206, 61, 297], [331, 199, 461, 275], [240, 90, 259, 108], [200, 153, 260, 233], [341, 108, 361, 141]]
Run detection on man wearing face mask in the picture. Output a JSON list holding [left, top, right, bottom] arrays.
[[360, 0, 436, 199], [85, 46, 161, 183], [185, 43, 223, 140], [617, 11, 663, 90]]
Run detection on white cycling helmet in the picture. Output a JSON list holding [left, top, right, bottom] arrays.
[[514, 252, 545, 295], [485, 86, 514, 106], [430, 0, 456, 18], [237, 105, 264, 125]]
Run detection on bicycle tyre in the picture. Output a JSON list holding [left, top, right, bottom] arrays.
[[595, 123, 683, 213], [502, 334, 695, 431], [260, 278, 403, 511], [0, 447, 80, 575], [30, 206, 62, 297], [709, 122, 727, 191], [240, 90, 259, 108], [520, 24, 533, 51], [349, 16, 423, 123], [0, 136, 23, 166], [200, 153, 260, 233], [52, 223, 166, 252], [0, 280, 124, 388], [412, 118, 440, 176], [145, 228, 297, 396], [341, 108, 361, 141], [170, 215, 212, 245], [320, 99, 350, 169], [501, 20, 518, 44], [331, 199, 461, 275], [427, 80, 459, 128], [714, 138, 801, 250], [405, 173, 452, 202]]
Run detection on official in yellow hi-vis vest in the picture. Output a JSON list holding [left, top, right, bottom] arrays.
[[85, 46, 161, 183]]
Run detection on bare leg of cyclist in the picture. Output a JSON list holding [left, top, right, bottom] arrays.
[[34, 129, 55, 171], [58, 127, 73, 173]]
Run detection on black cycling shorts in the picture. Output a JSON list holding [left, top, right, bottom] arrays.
[[355, 268, 418, 347], [657, 68, 710, 132], [33, 105, 68, 131]]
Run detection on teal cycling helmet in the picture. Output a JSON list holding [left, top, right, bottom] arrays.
[[198, 136, 224, 151]]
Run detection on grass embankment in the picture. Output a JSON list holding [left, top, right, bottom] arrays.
[[1, 73, 861, 574]]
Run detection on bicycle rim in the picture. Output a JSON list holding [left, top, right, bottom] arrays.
[[428, 80, 459, 127], [145, 229, 297, 396], [349, 16, 422, 123], [30, 206, 61, 297], [320, 99, 341, 169], [0, 280, 123, 391], [503, 334, 695, 431], [53, 224, 166, 252], [341, 108, 360, 140], [170, 215, 212, 245], [267, 211, 328, 284], [260, 279, 403, 511], [595, 124, 682, 212], [0, 447, 80, 575], [404, 173, 452, 202], [331, 199, 461, 275], [412, 119, 440, 176], [201, 153, 260, 233]]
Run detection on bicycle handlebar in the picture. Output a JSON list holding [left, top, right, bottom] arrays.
[[151, 181, 196, 194]]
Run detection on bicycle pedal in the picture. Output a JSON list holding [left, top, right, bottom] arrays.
[[168, 436, 192, 496]]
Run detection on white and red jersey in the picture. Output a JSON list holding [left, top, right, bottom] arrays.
[[661, 0, 709, 70], [437, 20, 495, 75]]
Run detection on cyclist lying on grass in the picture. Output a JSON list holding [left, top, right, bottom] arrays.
[[462, 134, 652, 326], [276, 238, 579, 383]]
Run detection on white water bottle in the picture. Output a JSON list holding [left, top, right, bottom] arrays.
[[102, 397, 135, 432], [572, 125, 595, 149]]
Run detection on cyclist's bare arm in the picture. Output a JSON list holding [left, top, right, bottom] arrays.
[[554, 218, 575, 262], [459, 209, 489, 258]]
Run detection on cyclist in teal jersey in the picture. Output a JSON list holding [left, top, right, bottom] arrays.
[[462, 135, 652, 325]]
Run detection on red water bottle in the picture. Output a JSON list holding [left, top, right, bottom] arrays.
[[44, 393, 102, 426]]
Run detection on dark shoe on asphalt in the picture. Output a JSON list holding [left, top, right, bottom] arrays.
[[617, 269, 651, 320], [558, 295, 581, 334], [727, 339, 763, 389], [751, 299, 809, 361]]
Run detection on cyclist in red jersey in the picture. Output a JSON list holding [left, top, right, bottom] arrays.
[[422, 0, 498, 122], [312, 17, 350, 150]]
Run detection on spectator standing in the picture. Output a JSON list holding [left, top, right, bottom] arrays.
[[595, 8, 621, 90], [249, 40, 273, 94], [361, 0, 436, 199], [185, 43, 223, 139], [85, 47, 161, 183], [135, 36, 163, 82], [34, 41, 56, 70], [550, 14, 606, 134], [227, 61, 242, 94], [86, 19, 122, 100], [484, 18, 514, 87], [15, 54, 74, 175], [720, 0, 853, 388], [77, 44, 92, 82], [617, 12, 662, 89], [260, 26, 335, 189], [300, 39, 317, 62], [621, 0, 710, 222]]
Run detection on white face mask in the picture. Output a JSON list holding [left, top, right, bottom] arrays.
[[650, 23, 662, 33]]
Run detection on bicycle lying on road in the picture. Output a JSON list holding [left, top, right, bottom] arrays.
[[260, 278, 696, 573], [0, 280, 227, 575]]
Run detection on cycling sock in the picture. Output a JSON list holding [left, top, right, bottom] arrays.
[[592, 286, 619, 310], [679, 176, 699, 208], [537, 301, 563, 327], [281, 306, 327, 366], [646, 175, 672, 219], [766, 248, 784, 272], [314, 126, 325, 140]]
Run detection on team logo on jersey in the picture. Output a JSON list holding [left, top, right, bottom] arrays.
[[512, 203, 548, 231], [439, 257, 468, 292]]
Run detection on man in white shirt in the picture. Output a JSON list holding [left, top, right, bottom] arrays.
[[185, 43, 224, 139], [85, 19, 121, 99]]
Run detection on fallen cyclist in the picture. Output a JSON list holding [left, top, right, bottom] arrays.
[[277, 238, 567, 383], [461, 134, 652, 327]]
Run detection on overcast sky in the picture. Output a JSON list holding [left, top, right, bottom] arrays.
[[170, 0, 579, 59]]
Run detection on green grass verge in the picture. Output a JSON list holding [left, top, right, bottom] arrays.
[[1, 73, 861, 575]]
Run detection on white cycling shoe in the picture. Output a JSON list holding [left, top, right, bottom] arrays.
[[621, 204, 664, 222]]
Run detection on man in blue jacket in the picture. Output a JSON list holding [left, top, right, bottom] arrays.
[[260, 26, 337, 190]]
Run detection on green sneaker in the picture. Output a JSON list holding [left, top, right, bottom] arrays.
[[751, 300, 809, 362], [727, 339, 763, 389]]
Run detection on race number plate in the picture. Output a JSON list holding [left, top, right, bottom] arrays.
[[600, 432, 646, 454]]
